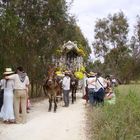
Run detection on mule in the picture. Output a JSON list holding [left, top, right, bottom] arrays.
[[43, 70, 61, 112], [70, 75, 78, 104]]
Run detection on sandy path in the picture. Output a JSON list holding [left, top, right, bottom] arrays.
[[0, 93, 86, 140]]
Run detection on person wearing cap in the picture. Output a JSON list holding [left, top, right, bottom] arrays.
[[5, 66, 30, 124], [0, 68, 15, 123], [87, 72, 97, 106], [62, 71, 71, 107]]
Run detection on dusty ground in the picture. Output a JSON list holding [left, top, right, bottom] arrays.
[[0, 92, 87, 140]]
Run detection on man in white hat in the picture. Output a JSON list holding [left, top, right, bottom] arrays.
[[62, 71, 71, 107]]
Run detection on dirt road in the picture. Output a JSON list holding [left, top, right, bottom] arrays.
[[0, 93, 86, 140]]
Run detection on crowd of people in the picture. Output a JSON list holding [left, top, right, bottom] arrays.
[[82, 71, 116, 106], [0, 67, 30, 124], [0, 66, 117, 124], [59, 70, 116, 108]]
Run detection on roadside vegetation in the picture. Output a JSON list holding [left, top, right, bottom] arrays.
[[87, 84, 140, 140]]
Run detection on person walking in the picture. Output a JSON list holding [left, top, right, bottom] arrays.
[[0, 68, 15, 123], [82, 72, 89, 104], [62, 71, 71, 107], [5, 66, 30, 124]]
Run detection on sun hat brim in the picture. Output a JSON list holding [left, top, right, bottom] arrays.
[[89, 72, 97, 76], [3, 71, 14, 75]]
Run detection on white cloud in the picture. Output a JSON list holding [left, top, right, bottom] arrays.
[[66, 0, 140, 45]]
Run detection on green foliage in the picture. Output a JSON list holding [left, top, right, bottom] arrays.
[[129, 16, 140, 80], [0, 8, 20, 75], [0, 0, 90, 97], [92, 11, 140, 83], [93, 11, 129, 53], [87, 60, 104, 73], [88, 84, 140, 140]]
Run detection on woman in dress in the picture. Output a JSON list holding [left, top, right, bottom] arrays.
[[0, 68, 15, 123]]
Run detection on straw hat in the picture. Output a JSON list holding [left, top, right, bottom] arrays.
[[3, 68, 14, 75], [89, 72, 97, 76], [64, 71, 71, 76], [65, 70, 69, 73]]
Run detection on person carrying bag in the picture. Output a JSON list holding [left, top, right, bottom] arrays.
[[94, 72, 106, 105]]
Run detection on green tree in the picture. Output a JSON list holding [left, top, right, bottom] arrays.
[[92, 11, 131, 83], [0, 0, 90, 97], [130, 16, 140, 80]]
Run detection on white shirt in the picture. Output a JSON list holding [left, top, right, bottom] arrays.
[[83, 74, 88, 87], [112, 78, 117, 83], [95, 76, 106, 91], [0, 79, 5, 89], [0, 79, 14, 90], [62, 76, 71, 90], [87, 76, 96, 89], [7, 74, 29, 90]]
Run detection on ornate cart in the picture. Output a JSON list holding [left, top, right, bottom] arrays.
[[55, 41, 85, 72]]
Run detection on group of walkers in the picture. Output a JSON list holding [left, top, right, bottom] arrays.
[[0, 66, 116, 124], [0, 67, 30, 124], [82, 71, 116, 106], [61, 70, 116, 108], [0, 68, 78, 124]]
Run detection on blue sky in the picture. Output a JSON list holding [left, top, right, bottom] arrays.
[[66, 0, 140, 46]]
